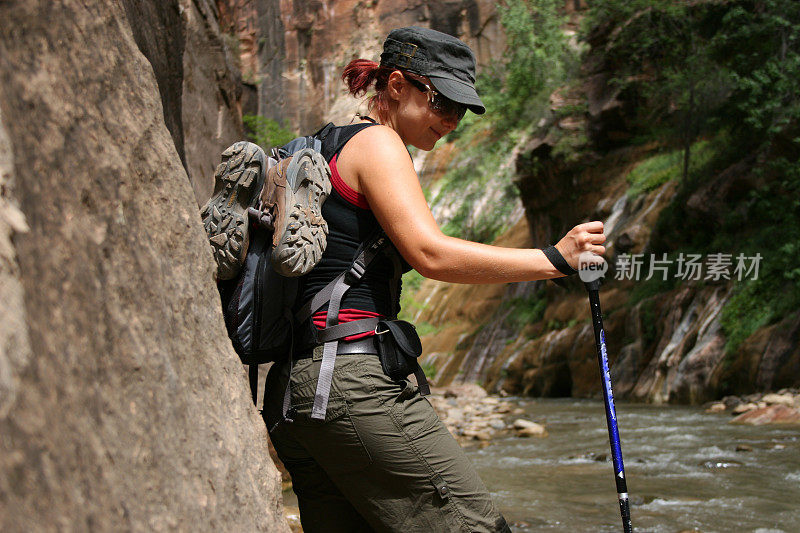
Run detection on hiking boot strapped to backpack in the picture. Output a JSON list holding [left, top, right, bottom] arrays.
[[200, 142, 267, 280]]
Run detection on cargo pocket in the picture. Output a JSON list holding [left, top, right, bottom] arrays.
[[287, 372, 373, 475], [393, 384, 442, 441], [356, 357, 441, 441]]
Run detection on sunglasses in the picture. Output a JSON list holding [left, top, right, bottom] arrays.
[[402, 72, 467, 121]]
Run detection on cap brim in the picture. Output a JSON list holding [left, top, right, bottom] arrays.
[[428, 75, 485, 115]]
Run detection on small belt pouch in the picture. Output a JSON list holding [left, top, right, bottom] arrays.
[[375, 319, 422, 381]]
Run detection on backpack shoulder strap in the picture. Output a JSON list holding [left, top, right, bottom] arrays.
[[295, 228, 389, 323], [295, 228, 390, 421], [312, 122, 336, 141], [278, 121, 366, 160], [320, 122, 378, 162]]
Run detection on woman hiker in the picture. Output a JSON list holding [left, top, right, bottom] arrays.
[[205, 26, 605, 532]]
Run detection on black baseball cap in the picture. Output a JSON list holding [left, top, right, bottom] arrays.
[[380, 26, 485, 115]]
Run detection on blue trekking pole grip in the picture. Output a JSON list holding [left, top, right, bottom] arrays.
[[584, 278, 633, 533]]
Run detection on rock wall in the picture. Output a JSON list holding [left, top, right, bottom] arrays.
[[0, 1, 287, 531], [123, 0, 245, 206], [218, 0, 503, 133], [181, 0, 246, 205]]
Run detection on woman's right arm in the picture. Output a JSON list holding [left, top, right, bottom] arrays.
[[339, 125, 606, 284]]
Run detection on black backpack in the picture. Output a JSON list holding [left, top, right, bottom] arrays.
[[216, 124, 395, 409]]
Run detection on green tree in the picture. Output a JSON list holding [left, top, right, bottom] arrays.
[[242, 115, 296, 149], [585, 1, 732, 180], [484, 0, 577, 131], [710, 0, 800, 149]]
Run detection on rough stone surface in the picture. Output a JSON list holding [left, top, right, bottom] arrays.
[[512, 419, 548, 438], [0, 1, 286, 531], [761, 393, 796, 407], [442, 382, 489, 400], [730, 405, 800, 426], [122, 0, 245, 205], [220, 0, 502, 133], [428, 385, 519, 444], [0, 105, 32, 422], [181, 0, 246, 205], [122, 0, 188, 170]]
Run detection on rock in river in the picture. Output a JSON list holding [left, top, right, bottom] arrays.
[[730, 404, 800, 425], [513, 419, 549, 438]]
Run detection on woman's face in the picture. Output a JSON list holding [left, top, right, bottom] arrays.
[[388, 71, 462, 151]]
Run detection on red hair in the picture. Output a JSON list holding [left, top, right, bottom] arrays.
[[342, 59, 395, 119]]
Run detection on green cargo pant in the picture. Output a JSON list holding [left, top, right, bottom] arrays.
[[263, 347, 511, 533]]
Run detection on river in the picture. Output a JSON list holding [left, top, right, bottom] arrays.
[[280, 398, 799, 532], [468, 399, 800, 532]]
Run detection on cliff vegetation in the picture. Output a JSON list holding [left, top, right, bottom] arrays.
[[403, 0, 800, 404]]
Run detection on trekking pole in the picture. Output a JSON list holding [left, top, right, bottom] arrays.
[[584, 278, 633, 533]]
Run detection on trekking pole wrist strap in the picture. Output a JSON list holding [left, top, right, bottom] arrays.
[[542, 245, 578, 276]]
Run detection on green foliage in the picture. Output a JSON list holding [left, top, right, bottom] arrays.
[[710, 0, 800, 147], [414, 321, 440, 338], [434, 132, 521, 243], [650, 153, 800, 353], [718, 159, 800, 352], [398, 270, 428, 322], [484, 0, 578, 131], [503, 294, 547, 332], [584, 0, 800, 152], [638, 298, 658, 347], [398, 293, 423, 322], [427, 0, 578, 243], [584, 1, 733, 160], [401, 269, 425, 292], [439, 182, 519, 243], [626, 139, 718, 197], [626, 150, 683, 197], [551, 129, 590, 164], [721, 279, 778, 354], [242, 115, 296, 149], [593, 1, 799, 353], [560, 0, 800, 356], [546, 318, 579, 331], [446, 110, 481, 142], [420, 361, 438, 380]]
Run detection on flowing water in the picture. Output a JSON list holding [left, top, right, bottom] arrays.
[[468, 399, 800, 533]]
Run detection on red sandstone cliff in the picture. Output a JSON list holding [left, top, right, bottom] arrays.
[[218, 0, 504, 132]]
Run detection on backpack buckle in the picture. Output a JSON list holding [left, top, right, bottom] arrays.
[[346, 259, 367, 283]]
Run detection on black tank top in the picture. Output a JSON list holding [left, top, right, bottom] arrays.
[[298, 123, 410, 316]]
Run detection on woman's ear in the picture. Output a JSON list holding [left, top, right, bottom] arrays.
[[386, 70, 406, 102]]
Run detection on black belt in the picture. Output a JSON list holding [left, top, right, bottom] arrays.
[[293, 336, 378, 360]]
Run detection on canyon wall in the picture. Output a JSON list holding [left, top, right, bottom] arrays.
[[219, 0, 504, 132], [0, 1, 287, 530]]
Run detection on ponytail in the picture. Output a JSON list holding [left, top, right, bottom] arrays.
[[342, 59, 394, 118]]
